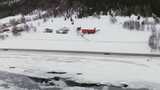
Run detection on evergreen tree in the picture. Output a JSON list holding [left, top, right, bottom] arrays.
[[0, 0, 160, 18]]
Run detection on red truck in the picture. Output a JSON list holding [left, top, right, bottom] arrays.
[[77, 27, 97, 34]]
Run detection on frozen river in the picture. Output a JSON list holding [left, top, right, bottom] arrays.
[[0, 71, 150, 90], [0, 50, 159, 90]]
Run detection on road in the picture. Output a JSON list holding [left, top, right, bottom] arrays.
[[0, 48, 160, 57]]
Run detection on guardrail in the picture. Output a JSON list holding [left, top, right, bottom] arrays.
[[0, 48, 160, 57]]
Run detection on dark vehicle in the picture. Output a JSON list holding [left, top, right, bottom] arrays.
[[44, 28, 53, 33], [0, 29, 10, 33]]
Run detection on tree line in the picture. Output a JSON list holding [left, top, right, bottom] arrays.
[[0, 0, 160, 18]]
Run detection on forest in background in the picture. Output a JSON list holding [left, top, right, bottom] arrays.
[[0, 0, 160, 18]]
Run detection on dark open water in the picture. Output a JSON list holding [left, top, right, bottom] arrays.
[[0, 71, 150, 90]]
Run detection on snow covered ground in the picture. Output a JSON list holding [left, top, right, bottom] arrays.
[[0, 50, 160, 90], [0, 15, 153, 54], [0, 14, 160, 90]]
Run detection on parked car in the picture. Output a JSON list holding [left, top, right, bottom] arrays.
[[12, 26, 24, 33], [44, 28, 53, 33], [56, 27, 69, 34], [11, 26, 24, 36], [0, 28, 10, 33]]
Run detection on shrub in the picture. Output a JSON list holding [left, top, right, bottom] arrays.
[[123, 20, 140, 30], [9, 19, 19, 26]]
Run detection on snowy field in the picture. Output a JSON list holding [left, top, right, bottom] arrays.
[[0, 15, 154, 54]]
